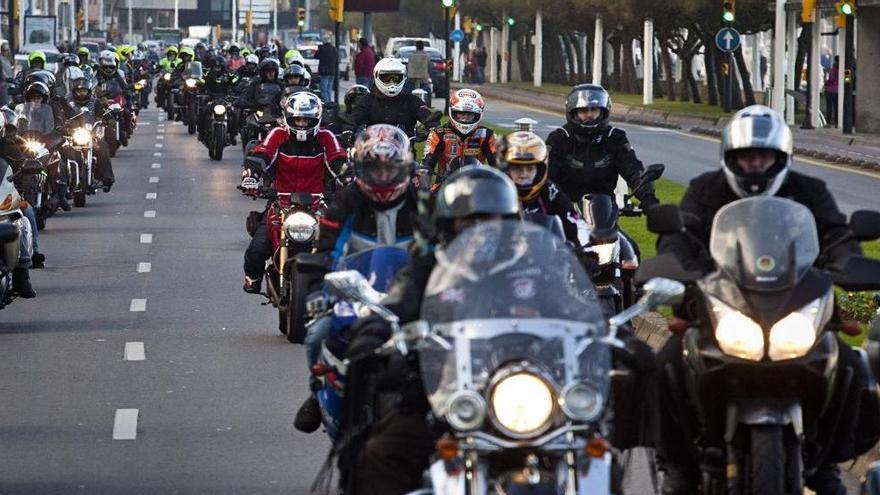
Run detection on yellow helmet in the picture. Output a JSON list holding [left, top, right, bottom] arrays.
[[498, 131, 549, 202]]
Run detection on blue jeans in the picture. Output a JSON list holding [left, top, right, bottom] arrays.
[[320, 76, 335, 103], [355, 76, 372, 89], [304, 316, 332, 369], [21, 205, 37, 256]]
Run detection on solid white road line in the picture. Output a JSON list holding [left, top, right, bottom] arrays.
[[129, 299, 147, 312], [137, 262, 151, 273], [145, 192, 157, 199], [124, 342, 145, 361], [144, 210, 156, 218], [112, 409, 139, 440], [149, 177, 159, 183], [140, 233, 153, 244], [151, 163, 161, 168]]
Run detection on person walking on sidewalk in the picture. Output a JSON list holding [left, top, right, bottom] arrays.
[[317, 41, 338, 103], [406, 41, 431, 97], [476, 46, 487, 84], [354, 38, 375, 89], [824, 56, 839, 127]]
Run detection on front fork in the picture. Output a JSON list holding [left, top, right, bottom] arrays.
[[279, 212, 289, 294]]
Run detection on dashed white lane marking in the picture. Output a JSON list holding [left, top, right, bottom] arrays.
[[153, 152, 162, 157], [151, 163, 161, 168], [156, 135, 164, 140], [145, 192, 157, 199], [129, 299, 147, 312], [112, 409, 139, 440], [124, 342, 145, 361], [144, 210, 156, 218], [139, 122, 150, 126], [155, 143, 163, 148], [149, 177, 159, 183], [140, 233, 153, 244], [137, 262, 152, 273]]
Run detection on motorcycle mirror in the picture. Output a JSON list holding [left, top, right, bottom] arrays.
[[849, 210, 880, 242], [608, 277, 685, 332], [646, 204, 683, 234], [641, 163, 665, 183], [829, 256, 880, 292], [323, 270, 399, 323]]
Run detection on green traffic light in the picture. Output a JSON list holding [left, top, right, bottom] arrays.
[[298, 20, 305, 27], [722, 11, 735, 22], [506, 17, 515, 26], [475, 24, 482, 32], [441, 0, 454, 7], [840, 2, 853, 15]]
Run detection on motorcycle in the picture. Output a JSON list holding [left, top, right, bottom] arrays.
[[241, 104, 280, 153], [14, 102, 63, 229], [579, 163, 665, 315], [66, 107, 109, 207], [101, 102, 124, 158], [639, 197, 880, 495], [320, 220, 684, 495], [159, 71, 176, 119], [206, 96, 233, 161], [0, 158, 28, 309], [240, 179, 323, 342], [172, 62, 204, 135]]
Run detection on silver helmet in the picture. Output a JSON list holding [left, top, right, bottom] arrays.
[[720, 105, 792, 198]]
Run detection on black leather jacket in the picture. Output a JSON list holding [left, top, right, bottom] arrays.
[[349, 91, 437, 137]]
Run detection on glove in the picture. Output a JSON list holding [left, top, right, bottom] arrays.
[[346, 315, 392, 364], [305, 291, 329, 317], [639, 195, 660, 210], [239, 176, 259, 196]]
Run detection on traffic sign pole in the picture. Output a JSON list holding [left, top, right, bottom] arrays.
[[715, 27, 741, 113]]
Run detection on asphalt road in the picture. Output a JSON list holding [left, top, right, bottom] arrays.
[[0, 107, 327, 494]]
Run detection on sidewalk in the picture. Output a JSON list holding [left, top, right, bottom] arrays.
[[458, 82, 880, 171]]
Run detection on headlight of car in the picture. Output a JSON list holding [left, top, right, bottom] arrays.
[[72, 127, 91, 146], [590, 241, 619, 265], [185, 78, 197, 88], [445, 390, 487, 431], [559, 381, 603, 422], [711, 296, 765, 361], [284, 211, 318, 242], [213, 104, 226, 115], [768, 293, 832, 361], [163, 73, 171, 81], [490, 371, 555, 437]]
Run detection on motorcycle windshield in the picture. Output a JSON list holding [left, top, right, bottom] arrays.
[[256, 83, 282, 109], [710, 196, 819, 292], [418, 220, 609, 425], [15, 102, 55, 135], [336, 246, 410, 293], [185, 61, 203, 79]]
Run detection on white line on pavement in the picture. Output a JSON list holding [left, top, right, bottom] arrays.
[[124, 342, 145, 361], [112, 409, 139, 440], [144, 210, 156, 218], [145, 192, 157, 199], [149, 177, 159, 183], [156, 135, 164, 140], [129, 299, 147, 312], [140, 233, 153, 244], [137, 262, 152, 273], [153, 152, 162, 157], [151, 163, 161, 168], [139, 122, 150, 126], [155, 143, 163, 148]]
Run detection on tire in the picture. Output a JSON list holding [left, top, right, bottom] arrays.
[[36, 210, 46, 230], [73, 190, 86, 207], [166, 94, 174, 120], [187, 103, 197, 135], [747, 426, 802, 495], [106, 134, 118, 158], [285, 268, 311, 344], [211, 124, 226, 161]]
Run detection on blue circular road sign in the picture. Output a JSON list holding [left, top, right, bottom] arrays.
[[450, 29, 465, 43], [715, 27, 742, 53]]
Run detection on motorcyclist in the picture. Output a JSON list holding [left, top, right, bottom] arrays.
[[236, 54, 259, 79], [95, 51, 133, 142], [281, 64, 310, 96], [0, 109, 38, 294], [171, 47, 195, 78], [76, 46, 93, 69], [421, 88, 497, 182], [159, 46, 181, 71], [12, 51, 49, 92], [349, 57, 440, 138], [235, 58, 283, 111], [546, 84, 659, 210], [654, 105, 876, 495], [194, 42, 208, 63], [499, 131, 582, 245], [198, 55, 238, 144], [241, 92, 347, 294], [227, 43, 244, 71], [322, 84, 369, 138], [292, 123, 421, 433], [255, 46, 271, 62], [68, 74, 115, 191]]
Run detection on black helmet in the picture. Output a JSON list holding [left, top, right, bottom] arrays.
[[71, 76, 95, 104], [256, 46, 271, 60], [434, 166, 520, 243], [24, 81, 51, 102], [60, 53, 79, 67], [344, 84, 369, 109], [195, 42, 207, 53], [25, 70, 56, 92], [258, 58, 279, 80], [282, 64, 307, 87], [565, 83, 611, 136]]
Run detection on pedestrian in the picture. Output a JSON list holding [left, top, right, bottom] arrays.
[[317, 40, 338, 103], [354, 38, 376, 89], [0, 41, 13, 106], [406, 40, 430, 96], [467, 49, 478, 84], [476, 46, 487, 84], [824, 56, 839, 127]]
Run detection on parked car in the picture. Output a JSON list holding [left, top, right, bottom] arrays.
[[384, 37, 434, 58], [397, 46, 448, 100], [296, 44, 320, 75]]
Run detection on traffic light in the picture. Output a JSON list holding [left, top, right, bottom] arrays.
[[297, 7, 306, 28], [506, 16, 515, 27], [76, 9, 85, 30], [441, 0, 454, 7], [722, 1, 735, 23], [835, 0, 855, 27], [245, 11, 252, 33], [801, 0, 815, 23], [475, 21, 482, 32], [328, 0, 343, 23], [844, 69, 853, 83]]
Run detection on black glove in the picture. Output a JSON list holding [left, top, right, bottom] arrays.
[[345, 315, 392, 365]]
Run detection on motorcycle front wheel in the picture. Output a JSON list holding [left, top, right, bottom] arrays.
[[285, 270, 310, 344], [73, 189, 86, 207], [187, 102, 197, 135], [211, 124, 226, 161], [744, 425, 802, 495]]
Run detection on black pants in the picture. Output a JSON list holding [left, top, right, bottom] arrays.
[[355, 408, 436, 495], [95, 142, 114, 184], [655, 333, 869, 494], [243, 221, 271, 279], [825, 91, 838, 126]]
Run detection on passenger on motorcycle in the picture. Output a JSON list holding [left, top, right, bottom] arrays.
[[421, 88, 496, 182], [292, 123, 421, 434], [198, 55, 239, 144], [68, 75, 115, 191], [349, 58, 440, 138], [241, 91, 347, 294], [499, 131, 582, 245], [236, 54, 259, 78], [654, 105, 878, 495]]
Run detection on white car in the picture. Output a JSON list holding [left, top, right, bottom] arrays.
[[384, 37, 434, 58], [296, 44, 320, 75]]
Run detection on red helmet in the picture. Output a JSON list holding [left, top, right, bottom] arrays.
[[352, 124, 413, 204]]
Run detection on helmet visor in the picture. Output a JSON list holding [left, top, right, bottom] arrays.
[[378, 73, 403, 85], [568, 88, 609, 111], [358, 161, 409, 188], [452, 111, 479, 124]]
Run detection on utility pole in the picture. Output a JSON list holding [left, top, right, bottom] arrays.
[[643, 18, 653, 104], [442, 0, 451, 110], [174, 0, 178, 31], [842, 12, 854, 134], [232, 0, 236, 43], [592, 15, 603, 85], [127, 0, 131, 42], [533, 10, 541, 88]]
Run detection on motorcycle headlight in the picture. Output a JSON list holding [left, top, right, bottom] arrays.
[[163, 73, 171, 81], [24, 140, 46, 156], [256, 110, 264, 118], [134, 81, 145, 91], [490, 370, 555, 437], [768, 294, 831, 361], [284, 211, 318, 243], [213, 104, 226, 115], [590, 241, 619, 265], [445, 390, 487, 431], [185, 78, 197, 88], [559, 382, 603, 422], [711, 297, 765, 361], [72, 127, 92, 146]]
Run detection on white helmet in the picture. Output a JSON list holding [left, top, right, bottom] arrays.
[[448, 88, 485, 135], [720, 105, 793, 198], [373, 58, 407, 98], [245, 54, 259, 66], [283, 91, 322, 142]]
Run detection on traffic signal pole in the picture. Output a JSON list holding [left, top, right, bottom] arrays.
[[843, 14, 854, 134], [444, 4, 450, 111]]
